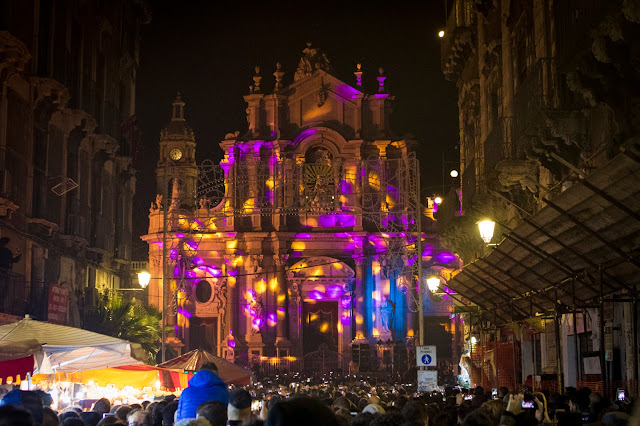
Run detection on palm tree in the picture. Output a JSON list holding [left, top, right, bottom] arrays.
[[84, 293, 163, 363]]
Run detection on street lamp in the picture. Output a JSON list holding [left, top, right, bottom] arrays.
[[137, 271, 151, 289], [438, 30, 445, 38], [426, 276, 441, 293], [434, 196, 443, 205], [477, 219, 495, 244], [450, 170, 459, 178]]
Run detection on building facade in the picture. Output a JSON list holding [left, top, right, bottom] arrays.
[[0, 1, 149, 325], [440, 0, 640, 393], [143, 46, 462, 370]]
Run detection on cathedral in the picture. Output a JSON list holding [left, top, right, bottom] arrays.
[[143, 45, 435, 371]]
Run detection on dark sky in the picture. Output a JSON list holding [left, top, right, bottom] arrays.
[[133, 0, 459, 255]]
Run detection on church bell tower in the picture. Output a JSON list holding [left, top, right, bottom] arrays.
[[156, 93, 198, 209]]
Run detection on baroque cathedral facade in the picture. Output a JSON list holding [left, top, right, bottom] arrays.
[[143, 46, 426, 368]]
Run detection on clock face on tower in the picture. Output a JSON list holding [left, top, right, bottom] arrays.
[[169, 148, 183, 161]]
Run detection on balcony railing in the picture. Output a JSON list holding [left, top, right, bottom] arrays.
[[0, 275, 50, 320], [441, 0, 476, 79], [513, 58, 560, 143]]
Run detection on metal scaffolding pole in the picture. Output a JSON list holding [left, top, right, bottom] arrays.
[[416, 161, 424, 346]]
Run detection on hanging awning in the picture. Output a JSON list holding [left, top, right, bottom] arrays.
[[0, 317, 145, 372], [157, 349, 251, 385], [446, 151, 640, 324]]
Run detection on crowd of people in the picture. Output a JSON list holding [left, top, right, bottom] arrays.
[[1, 363, 638, 426]]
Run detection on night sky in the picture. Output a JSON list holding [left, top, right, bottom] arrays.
[[133, 0, 459, 257]]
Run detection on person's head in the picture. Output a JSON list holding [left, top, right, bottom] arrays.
[[151, 401, 168, 426], [81, 412, 102, 426], [196, 401, 227, 426], [265, 397, 339, 426], [0, 237, 10, 246], [497, 388, 509, 399], [462, 410, 495, 426], [228, 389, 252, 423], [200, 362, 218, 374], [94, 399, 112, 416], [128, 409, 151, 426], [59, 410, 80, 424], [116, 406, 134, 422], [0, 405, 33, 426], [401, 401, 427, 426], [162, 400, 179, 426], [352, 412, 374, 426], [0, 390, 43, 425], [61, 418, 86, 426], [43, 407, 60, 426]]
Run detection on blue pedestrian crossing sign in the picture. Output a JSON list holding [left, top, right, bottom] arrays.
[[416, 345, 437, 367]]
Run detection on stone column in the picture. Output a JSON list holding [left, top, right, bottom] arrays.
[[274, 254, 291, 356], [353, 254, 368, 341]]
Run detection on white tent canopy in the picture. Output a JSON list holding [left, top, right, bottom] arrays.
[[0, 316, 145, 373]]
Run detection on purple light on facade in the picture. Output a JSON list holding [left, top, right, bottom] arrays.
[[309, 290, 324, 300], [177, 308, 192, 319], [193, 257, 205, 266], [422, 244, 434, 257], [319, 213, 356, 227], [186, 270, 196, 279], [340, 295, 351, 309], [295, 233, 312, 239], [173, 266, 181, 277], [228, 339, 236, 348], [185, 240, 198, 250], [340, 180, 353, 194], [175, 233, 185, 238], [169, 249, 178, 259], [228, 270, 238, 277], [267, 313, 276, 326], [326, 285, 344, 299], [253, 318, 263, 327], [386, 185, 398, 197], [435, 251, 456, 263]]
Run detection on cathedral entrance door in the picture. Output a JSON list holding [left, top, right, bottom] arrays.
[[189, 317, 218, 354], [302, 301, 338, 354]]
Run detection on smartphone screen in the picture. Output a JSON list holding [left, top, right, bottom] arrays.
[[251, 400, 260, 411], [522, 401, 534, 409], [492, 389, 497, 398], [617, 389, 625, 401], [464, 395, 473, 401]]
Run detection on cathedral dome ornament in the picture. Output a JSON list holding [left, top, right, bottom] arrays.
[[294, 42, 334, 81]]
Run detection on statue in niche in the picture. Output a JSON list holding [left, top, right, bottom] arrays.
[[304, 147, 335, 211], [379, 296, 396, 333], [169, 178, 182, 211]]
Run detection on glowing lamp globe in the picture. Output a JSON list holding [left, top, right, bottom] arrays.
[[438, 30, 445, 38], [477, 219, 495, 244], [450, 169, 459, 178], [426, 276, 441, 293], [434, 196, 443, 205], [137, 271, 151, 288]]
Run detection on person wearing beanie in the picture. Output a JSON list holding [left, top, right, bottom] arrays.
[[227, 389, 252, 426]]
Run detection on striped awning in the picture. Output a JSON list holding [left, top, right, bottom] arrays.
[[0, 317, 144, 372]]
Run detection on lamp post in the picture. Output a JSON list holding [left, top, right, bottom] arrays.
[[137, 271, 151, 289], [426, 276, 441, 293], [477, 219, 495, 244]]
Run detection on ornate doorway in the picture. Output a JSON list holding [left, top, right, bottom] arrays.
[[302, 301, 338, 354]]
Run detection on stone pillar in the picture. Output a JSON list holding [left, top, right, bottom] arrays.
[[247, 147, 260, 229], [274, 254, 291, 356], [353, 254, 368, 341], [501, 0, 515, 157]]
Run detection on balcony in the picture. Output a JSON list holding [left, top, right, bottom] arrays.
[[441, 0, 476, 81], [512, 58, 584, 148]]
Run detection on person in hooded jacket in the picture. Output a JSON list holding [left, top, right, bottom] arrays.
[[176, 362, 229, 421]]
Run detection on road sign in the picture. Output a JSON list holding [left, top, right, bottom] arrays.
[[417, 370, 438, 392], [416, 345, 437, 367]]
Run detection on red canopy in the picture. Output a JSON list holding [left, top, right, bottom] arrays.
[[157, 349, 251, 386]]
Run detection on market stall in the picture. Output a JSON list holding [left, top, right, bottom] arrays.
[[157, 349, 251, 388], [0, 339, 46, 384], [0, 315, 145, 372]]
